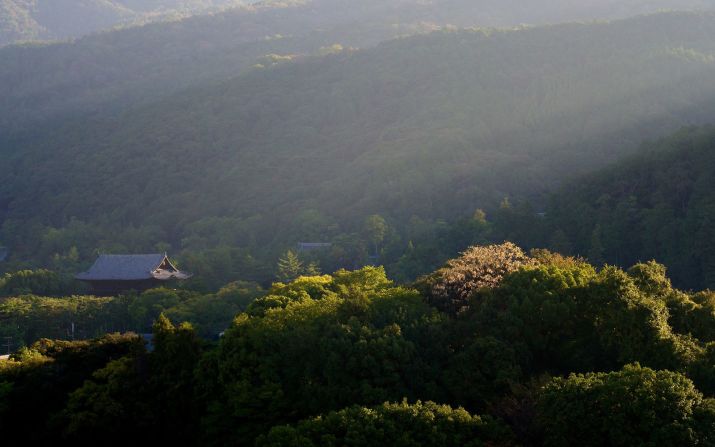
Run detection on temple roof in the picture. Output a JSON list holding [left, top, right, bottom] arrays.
[[76, 254, 191, 281]]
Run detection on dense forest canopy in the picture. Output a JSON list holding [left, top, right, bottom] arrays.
[[541, 126, 715, 290], [4, 12, 715, 283], [3, 247, 715, 445]]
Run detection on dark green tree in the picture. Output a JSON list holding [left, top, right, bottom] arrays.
[[256, 400, 515, 447], [537, 364, 715, 447], [587, 224, 605, 266]]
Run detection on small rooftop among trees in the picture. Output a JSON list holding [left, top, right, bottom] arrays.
[[296, 242, 332, 252], [76, 254, 191, 295]]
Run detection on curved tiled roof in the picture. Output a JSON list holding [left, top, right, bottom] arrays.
[[76, 254, 190, 281]]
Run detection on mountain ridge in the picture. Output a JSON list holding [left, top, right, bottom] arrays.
[[0, 0, 252, 47], [4, 1, 715, 134]]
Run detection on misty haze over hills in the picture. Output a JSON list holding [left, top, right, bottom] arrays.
[[0, 0, 250, 46], [3, 0, 715, 48], [3, 2, 715, 286], [2, 0, 715, 133], [3, 8, 715, 290]]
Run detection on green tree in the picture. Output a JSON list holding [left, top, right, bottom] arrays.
[[364, 215, 388, 257], [276, 250, 304, 283], [128, 288, 185, 332], [442, 336, 523, 409], [627, 261, 672, 297], [63, 316, 203, 445], [0, 269, 69, 297], [304, 261, 321, 276], [473, 209, 487, 225], [150, 315, 203, 444], [0, 334, 144, 444], [256, 400, 515, 447], [63, 356, 152, 444], [585, 267, 697, 371], [468, 261, 597, 374], [202, 270, 445, 443], [537, 364, 715, 447]]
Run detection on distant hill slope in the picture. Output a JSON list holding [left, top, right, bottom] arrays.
[[3, 12, 715, 266], [3, 0, 715, 133], [4, 0, 715, 48], [545, 126, 715, 290], [0, 0, 247, 46]]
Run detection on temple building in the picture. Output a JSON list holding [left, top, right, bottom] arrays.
[[76, 253, 191, 295]]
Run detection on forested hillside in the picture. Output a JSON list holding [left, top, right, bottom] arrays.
[[3, 12, 715, 277], [4, 0, 715, 133], [5, 2, 715, 445], [0, 0, 247, 47], [543, 126, 715, 290], [4, 0, 715, 49]]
